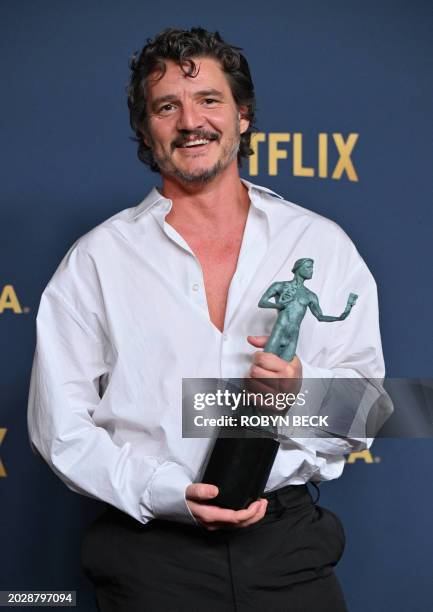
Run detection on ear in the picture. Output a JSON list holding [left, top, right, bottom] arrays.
[[238, 105, 250, 134]]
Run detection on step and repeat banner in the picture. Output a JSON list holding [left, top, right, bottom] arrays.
[[1, 2, 432, 611]]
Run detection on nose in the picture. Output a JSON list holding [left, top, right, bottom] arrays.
[[176, 101, 204, 132]]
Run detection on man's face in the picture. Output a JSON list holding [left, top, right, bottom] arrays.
[[144, 57, 249, 184]]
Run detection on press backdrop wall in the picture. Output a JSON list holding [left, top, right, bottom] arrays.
[[1, 2, 432, 611]]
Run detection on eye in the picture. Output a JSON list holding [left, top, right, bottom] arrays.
[[203, 98, 218, 106], [158, 103, 177, 115]]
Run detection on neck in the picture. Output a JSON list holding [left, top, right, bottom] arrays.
[[161, 161, 250, 232]]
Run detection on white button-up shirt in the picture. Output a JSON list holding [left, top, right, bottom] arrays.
[[27, 180, 385, 525]]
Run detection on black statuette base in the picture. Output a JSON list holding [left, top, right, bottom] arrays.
[[201, 436, 280, 510]]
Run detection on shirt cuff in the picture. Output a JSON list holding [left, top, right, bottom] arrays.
[[294, 359, 375, 455], [145, 462, 198, 526]]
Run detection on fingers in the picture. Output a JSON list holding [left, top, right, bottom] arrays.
[[239, 499, 268, 527], [252, 351, 286, 373], [247, 335, 269, 348], [186, 483, 219, 502], [250, 351, 302, 377], [250, 364, 278, 379], [187, 498, 268, 531], [205, 499, 269, 530], [248, 354, 303, 399], [247, 337, 303, 378], [205, 499, 268, 530], [245, 376, 287, 400], [195, 499, 261, 524]]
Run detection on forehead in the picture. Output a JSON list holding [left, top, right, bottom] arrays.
[[147, 57, 233, 99]]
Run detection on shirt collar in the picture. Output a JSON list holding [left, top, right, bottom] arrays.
[[240, 178, 284, 203], [131, 179, 284, 222], [131, 187, 169, 220]]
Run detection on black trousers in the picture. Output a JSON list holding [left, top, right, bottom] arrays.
[[81, 484, 348, 612]]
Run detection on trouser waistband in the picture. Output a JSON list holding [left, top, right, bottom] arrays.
[[262, 483, 318, 513]]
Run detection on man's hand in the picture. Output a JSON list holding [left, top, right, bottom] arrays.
[[247, 335, 303, 397], [186, 483, 268, 531]]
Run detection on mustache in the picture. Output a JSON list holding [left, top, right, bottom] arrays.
[[172, 130, 220, 149]]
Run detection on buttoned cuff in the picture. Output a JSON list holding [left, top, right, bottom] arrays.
[[147, 462, 198, 526], [294, 359, 373, 456]]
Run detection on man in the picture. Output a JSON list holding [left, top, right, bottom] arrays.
[[28, 27, 384, 611]]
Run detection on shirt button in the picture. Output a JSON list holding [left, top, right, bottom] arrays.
[[222, 333, 228, 341], [192, 283, 199, 292]]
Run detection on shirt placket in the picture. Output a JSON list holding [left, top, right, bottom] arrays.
[[151, 201, 211, 321]]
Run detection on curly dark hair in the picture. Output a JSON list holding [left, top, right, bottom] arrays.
[[127, 27, 256, 172]]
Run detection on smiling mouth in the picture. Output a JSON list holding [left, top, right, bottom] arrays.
[[174, 133, 219, 149], [178, 139, 211, 148]]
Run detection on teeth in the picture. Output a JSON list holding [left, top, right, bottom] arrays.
[[183, 139, 210, 147]]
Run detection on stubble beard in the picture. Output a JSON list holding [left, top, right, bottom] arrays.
[[152, 125, 241, 185]]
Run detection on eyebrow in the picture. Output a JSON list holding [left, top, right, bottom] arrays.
[[150, 89, 225, 112], [194, 89, 224, 98]]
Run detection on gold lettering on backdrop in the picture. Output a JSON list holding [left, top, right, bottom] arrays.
[[331, 133, 359, 181], [0, 428, 7, 477], [248, 132, 359, 181], [293, 133, 314, 177], [318, 133, 328, 178], [268, 133, 291, 176], [0, 285, 23, 314], [346, 449, 374, 464], [249, 132, 266, 175]]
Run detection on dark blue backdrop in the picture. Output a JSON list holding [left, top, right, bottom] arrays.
[[1, 2, 432, 610]]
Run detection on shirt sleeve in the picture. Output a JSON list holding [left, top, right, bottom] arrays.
[[27, 280, 196, 527], [290, 230, 391, 456]]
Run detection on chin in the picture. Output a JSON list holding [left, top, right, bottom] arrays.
[[172, 161, 227, 184]]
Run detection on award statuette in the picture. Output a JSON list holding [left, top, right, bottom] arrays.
[[202, 258, 358, 510]]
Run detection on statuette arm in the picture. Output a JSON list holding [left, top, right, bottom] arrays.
[[308, 292, 358, 322], [258, 283, 284, 310]]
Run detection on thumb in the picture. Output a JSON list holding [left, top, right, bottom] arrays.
[[186, 483, 219, 501], [247, 335, 269, 348]]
